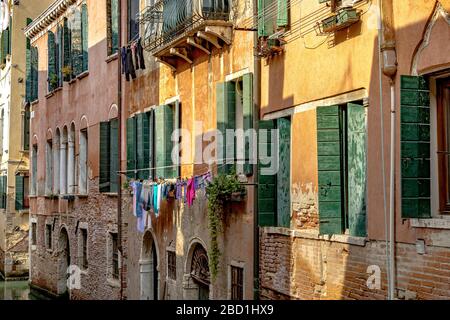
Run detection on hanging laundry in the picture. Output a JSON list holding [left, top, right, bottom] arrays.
[[131, 42, 138, 70], [157, 184, 162, 211], [131, 181, 143, 218], [186, 178, 196, 208], [176, 181, 182, 200], [153, 184, 159, 215], [141, 182, 152, 211], [137, 211, 146, 233], [125, 46, 136, 81], [121, 47, 127, 74], [136, 38, 146, 70]]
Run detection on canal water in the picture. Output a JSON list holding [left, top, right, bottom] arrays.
[[0, 280, 31, 300]]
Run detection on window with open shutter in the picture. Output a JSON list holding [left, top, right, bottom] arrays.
[[63, 18, 72, 81], [81, 4, 88, 72], [137, 112, 151, 180], [277, 0, 288, 27], [56, 25, 63, 88], [401, 75, 431, 219], [110, 118, 119, 193], [15, 175, 24, 211], [71, 9, 83, 76], [258, 120, 277, 226], [25, 18, 32, 103], [108, 0, 119, 55], [127, 117, 137, 179], [47, 31, 56, 92], [31, 47, 39, 101], [99, 122, 111, 192], [216, 82, 236, 174], [155, 105, 175, 178], [317, 105, 344, 235], [243, 73, 254, 176], [0, 176, 6, 209], [174, 101, 181, 178]]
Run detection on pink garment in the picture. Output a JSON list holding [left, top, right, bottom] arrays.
[[186, 178, 196, 208]]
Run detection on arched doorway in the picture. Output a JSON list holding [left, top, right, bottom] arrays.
[[57, 227, 70, 299], [140, 231, 158, 300], [190, 244, 210, 300]]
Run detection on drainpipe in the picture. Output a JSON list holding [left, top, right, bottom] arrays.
[[379, 0, 397, 300], [117, 0, 124, 300], [253, 0, 261, 300]]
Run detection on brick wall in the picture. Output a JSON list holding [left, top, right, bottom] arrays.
[[260, 228, 450, 300]]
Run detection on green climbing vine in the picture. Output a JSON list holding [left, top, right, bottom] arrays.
[[206, 173, 246, 279]]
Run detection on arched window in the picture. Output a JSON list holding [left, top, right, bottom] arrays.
[[60, 127, 68, 194], [45, 131, 54, 195], [68, 124, 76, 194], [54, 129, 61, 194], [31, 144, 38, 195]]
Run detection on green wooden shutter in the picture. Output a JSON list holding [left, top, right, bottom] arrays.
[[317, 105, 344, 235], [63, 18, 71, 81], [81, 4, 88, 72], [277, 0, 288, 27], [110, 119, 119, 193], [155, 105, 175, 178], [401, 76, 431, 218], [216, 82, 236, 174], [137, 113, 150, 180], [347, 103, 367, 237], [25, 19, 32, 103], [277, 117, 291, 228], [47, 31, 56, 92], [24, 108, 30, 151], [56, 25, 63, 87], [99, 122, 111, 192], [126, 117, 137, 179], [258, 0, 276, 37], [31, 47, 39, 101], [173, 102, 181, 178], [71, 9, 82, 76], [1, 26, 10, 64], [0, 176, 4, 209], [258, 120, 277, 226], [111, 0, 119, 54], [243, 73, 254, 176], [1, 176, 7, 209], [15, 176, 24, 211], [149, 110, 155, 180]]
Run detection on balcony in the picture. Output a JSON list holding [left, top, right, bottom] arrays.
[[139, 0, 233, 70]]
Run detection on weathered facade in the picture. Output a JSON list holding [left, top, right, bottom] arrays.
[[121, 0, 257, 300], [25, 0, 122, 299], [258, 0, 450, 300], [0, 0, 53, 280]]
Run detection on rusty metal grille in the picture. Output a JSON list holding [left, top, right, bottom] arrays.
[[190, 245, 210, 286], [167, 250, 176, 280]]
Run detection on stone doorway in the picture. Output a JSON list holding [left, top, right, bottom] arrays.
[[140, 231, 158, 300]]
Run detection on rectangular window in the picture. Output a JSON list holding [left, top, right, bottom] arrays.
[[107, 0, 119, 55], [437, 77, 450, 213], [0, 176, 7, 209], [231, 266, 244, 300], [128, 0, 140, 41], [46, 224, 53, 250], [167, 250, 176, 280], [31, 222, 37, 246], [258, 0, 289, 38], [79, 129, 88, 195], [15, 175, 27, 211], [31, 145, 38, 196], [316, 102, 367, 236], [111, 232, 119, 279], [80, 228, 88, 270], [99, 119, 119, 193], [46, 140, 53, 195]]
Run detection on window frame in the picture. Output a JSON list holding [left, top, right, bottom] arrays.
[[31, 222, 37, 246], [167, 250, 176, 280], [230, 265, 244, 300], [45, 223, 53, 250], [436, 77, 450, 213]]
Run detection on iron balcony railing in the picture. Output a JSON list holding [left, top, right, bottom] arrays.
[[138, 0, 231, 53]]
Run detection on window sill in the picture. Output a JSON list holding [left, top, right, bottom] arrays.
[[68, 78, 77, 85], [410, 218, 450, 230], [31, 99, 39, 106], [103, 192, 118, 197], [106, 53, 119, 63], [76, 194, 89, 198], [106, 278, 121, 288], [263, 227, 368, 247], [45, 87, 62, 99], [19, 150, 30, 154], [77, 71, 89, 80]]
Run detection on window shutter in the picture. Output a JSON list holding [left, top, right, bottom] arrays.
[[137, 112, 150, 180], [216, 82, 236, 174], [258, 120, 277, 226], [149, 110, 155, 180], [63, 18, 71, 81], [31, 47, 39, 101], [47, 31, 56, 92], [258, 0, 276, 37], [347, 103, 367, 237], [401, 75, 431, 218], [317, 105, 344, 235], [15, 176, 24, 211], [0, 176, 4, 209], [111, 0, 119, 54], [257, 0, 265, 37], [174, 101, 181, 177], [277, 117, 291, 228], [155, 105, 175, 178], [243, 73, 254, 176], [126, 117, 137, 179], [277, 0, 288, 27], [25, 41, 32, 102], [71, 9, 82, 76], [56, 26, 63, 87], [99, 121, 111, 192], [81, 4, 88, 72], [110, 119, 119, 193], [1, 26, 10, 64]]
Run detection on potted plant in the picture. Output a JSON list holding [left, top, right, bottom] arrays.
[[62, 66, 72, 81], [48, 73, 59, 90], [336, 7, 360, 27], [321, 15, 337, 33]]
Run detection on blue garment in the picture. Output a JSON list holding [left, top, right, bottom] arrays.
[[153, 184, 159, 215], [133, 182, 143, 218]]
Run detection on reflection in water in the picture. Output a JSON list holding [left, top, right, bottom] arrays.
[[0, 280, 45, 300]]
